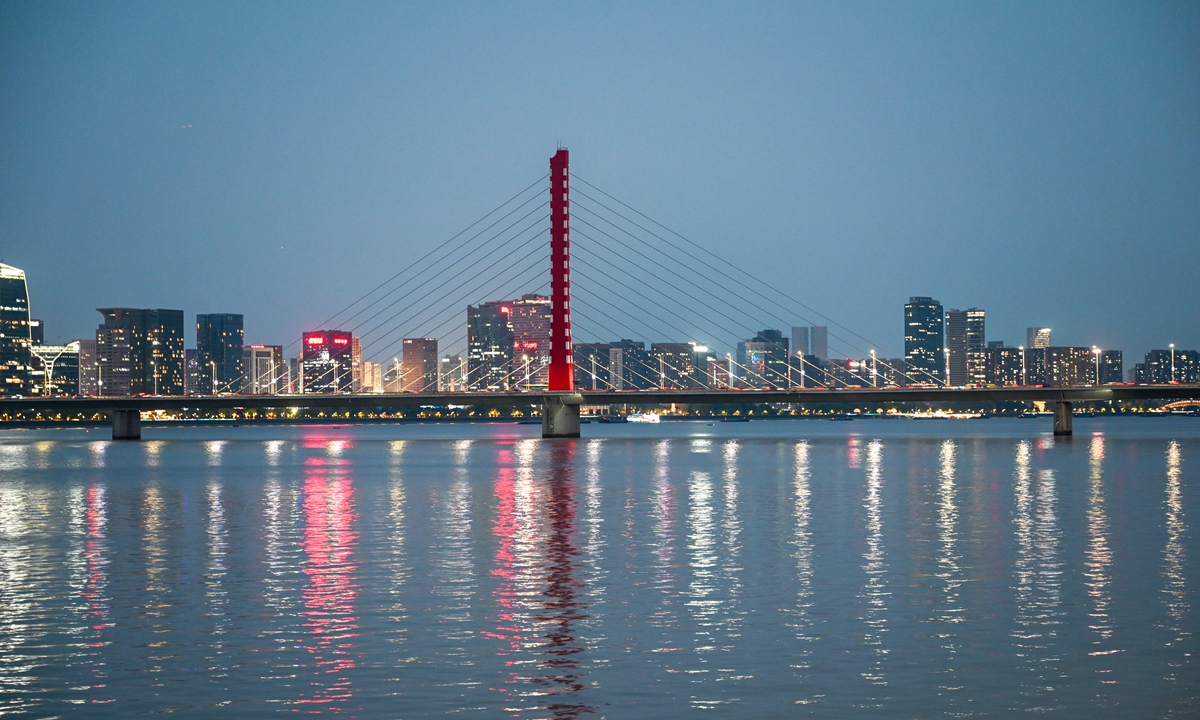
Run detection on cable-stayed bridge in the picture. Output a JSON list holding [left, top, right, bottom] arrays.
[[5, 149, 1200, 439]]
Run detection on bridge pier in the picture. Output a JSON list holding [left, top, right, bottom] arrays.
[[542, 395, 581, 439], [1053, 401, 1073, 436], [112, 409, 142, 440]]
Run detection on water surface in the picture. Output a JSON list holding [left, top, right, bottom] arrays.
[[0, 418, 1196, 717]]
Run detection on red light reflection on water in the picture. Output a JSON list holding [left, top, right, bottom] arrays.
[[488, 442, 593, 718], [295, 455, 360, 709]]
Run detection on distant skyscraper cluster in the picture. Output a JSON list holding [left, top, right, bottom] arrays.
[[2, 260, 1197, 397]]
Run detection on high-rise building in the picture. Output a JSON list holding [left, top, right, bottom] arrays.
[[383, 357, 404, 393], [707, 356, 733, 389], [946, 308, 985, 386], [183, 348, 198, 394], [30, 342, 80, 396], [301, 330, 354, 393], [196, 314, 244, 394], [351, 336, 363, 392], [94, 308, 138, 396], [243, 344, 286, 394], [29, 318, 43, 345], [904, 297, 944, 385], [141, 309, 185, 395], [791, 326, 829, 360], [608, 340, 653, 390], [791, 327, 810, 357], [401, 338, 439, 392], [1044, 347, 1093, 386], [440, 355, 466, 392], [361, 361, 382, 393], [0, 264, 33, 396], [573, 343, 612, 390], [511, 294, 552, 388], [1097, 350, 1123, 385], [77, 339, 98, 395], [737, 329, 790, 388], [650, 343, 698, 389], [467, 301, 514, 391], [1143, 348, 1199, 384], [982, 346, 1024, 386], [1026, 327, 1052, 349]]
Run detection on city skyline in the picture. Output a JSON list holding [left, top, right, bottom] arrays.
[[2, 4, 1197, 358]]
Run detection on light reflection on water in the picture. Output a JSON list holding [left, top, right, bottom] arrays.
[[0, 422, 1197, 717]]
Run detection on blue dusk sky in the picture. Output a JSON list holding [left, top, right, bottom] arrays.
[[1, 2, 1197, 362]]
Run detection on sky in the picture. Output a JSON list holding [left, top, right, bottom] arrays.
[[1, 2, 1197, 363]]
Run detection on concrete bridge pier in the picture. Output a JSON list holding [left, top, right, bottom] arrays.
[[542, 395, 582, 439], [1053, 401, 1073, 437], [112, 409, 142, 440]]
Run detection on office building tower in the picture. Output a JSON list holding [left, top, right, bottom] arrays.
[[791, 327, 809, 357], [651, 343, 698, 389], [440, 354, 466, 392], [1044, 347, 1093, 386], [904, 297, 944, 385], [810, 326, 828, 360], [141, 309, 185, 395], [30, 342, 80, 396], [1021, 347, 1047, 385], [0, 264, 33, 396], [77, 339, 98, 395], [351, 337, 363, 392], [361, 361, 382, 393], [1026, 327, 1052, 349], [243, 344, 286, 394], [608, 340, 653, 390], [573, 343, 613, 390], [736, 329, 789, 388], [467, 301, 514, 391], [29, 318, 43, 345], [511, 294, 552, 388], [288, 357, 300, 393], [183, 349, 198, 394], [1097, 350, 1123, 385], [301, 330, 354, 393], [196, 314, 244, 394], [982, 346, 1024, 386], [1143, 348, 1199, 384], [946, 308, 985, 386], [383, 357, 403, 393], [95, 308, 137, 396], [401, 338, 439, 392]]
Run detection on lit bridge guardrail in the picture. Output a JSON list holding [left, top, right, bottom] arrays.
[[2, 384, 1200, 439]]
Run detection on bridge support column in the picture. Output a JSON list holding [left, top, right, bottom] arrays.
[[542, 395, 581, 439], [1053, 401, 1073, 437], [112, 410, 142, 440]]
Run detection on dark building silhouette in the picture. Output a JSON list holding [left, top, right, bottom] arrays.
[[573, 343, 613, 390], [904, 297, 944, 385], [0, 264, 33, 396], [1098, 350, 1123, 385], [196, 314, 244, 394], [946, 308, 985, 386], [737, 329, 789, 388], [467, 301, 514, 391], [608, 340, 653, 390]]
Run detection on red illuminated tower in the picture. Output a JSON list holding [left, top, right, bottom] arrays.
[[548, 149, 575, 391]]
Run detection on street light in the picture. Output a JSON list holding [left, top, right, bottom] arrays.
[[1092, 346, 1101, 386], [870, 349, 877, 388], [1019, 346, 1026, 386], [1170, 343, 1176, 382]]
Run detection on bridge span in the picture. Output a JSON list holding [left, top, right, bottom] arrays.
[[2, 384, 1199, 440]]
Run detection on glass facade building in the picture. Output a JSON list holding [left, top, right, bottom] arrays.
[[196, 314, 244, 394], [301, 330, 354, 393], [904, 297, 945, 385], [0, 264, 33, 396], [467, 302, 515, 391], [946, 308, 985, 386]]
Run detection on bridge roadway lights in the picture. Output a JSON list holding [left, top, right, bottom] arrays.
[[542, 394, 582, 439], [1053, 401, 1073, 437], [112, 409, 142, 440]]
